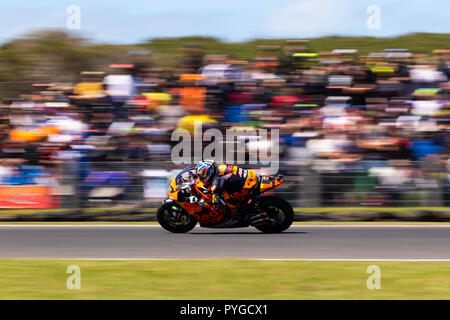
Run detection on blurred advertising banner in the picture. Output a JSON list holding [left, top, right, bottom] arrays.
[[0, 186, 59, 209]]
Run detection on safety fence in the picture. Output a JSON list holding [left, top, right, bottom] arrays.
[[0, 160, 448, 216]]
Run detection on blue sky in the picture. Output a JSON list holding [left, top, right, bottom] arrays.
[[0, 0, 449, 43]]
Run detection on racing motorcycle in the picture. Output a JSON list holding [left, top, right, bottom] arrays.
[[157, 166, 294, 233]]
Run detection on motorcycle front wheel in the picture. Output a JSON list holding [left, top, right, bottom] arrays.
[[254, 195, 294, 233], [157, 202, 197, 233]]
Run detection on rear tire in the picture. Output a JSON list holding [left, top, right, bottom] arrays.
[[157, 202, 197, 233], [254, 195, 294, 233]]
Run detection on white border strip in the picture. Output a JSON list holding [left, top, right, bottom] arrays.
[[0, 224, 450, 228]]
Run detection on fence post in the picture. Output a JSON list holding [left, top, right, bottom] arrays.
[[298, 164, 321, 207], [59, 161, 79, 210], [420, 157, 444, 207]]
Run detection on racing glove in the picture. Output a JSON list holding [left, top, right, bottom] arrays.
[[211, 194, 224, 209]]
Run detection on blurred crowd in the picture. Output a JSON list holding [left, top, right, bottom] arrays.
[[0, 41, 449, 208]]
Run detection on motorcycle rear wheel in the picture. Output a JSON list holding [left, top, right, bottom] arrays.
[[254, 195, 294, 233], [157, 202, 197, 233]]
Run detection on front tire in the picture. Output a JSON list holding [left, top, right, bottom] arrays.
[[254, 196, 294, 233], [157, 202, 197, 233]]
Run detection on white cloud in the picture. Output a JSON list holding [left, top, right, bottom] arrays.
[[261, 0, 362, 38]]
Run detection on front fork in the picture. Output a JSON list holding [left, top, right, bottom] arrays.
[[162, 199, 184, 221]]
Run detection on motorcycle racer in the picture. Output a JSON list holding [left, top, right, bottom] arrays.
[[159, 160, 293, 233], [195, 160, 260, 219]]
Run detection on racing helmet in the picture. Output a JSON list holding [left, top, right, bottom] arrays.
[[196, 160, 215, 184]]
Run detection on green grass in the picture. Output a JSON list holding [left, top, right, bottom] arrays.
[[0, 259, 449, 299]]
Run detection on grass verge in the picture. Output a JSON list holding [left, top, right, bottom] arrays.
[[0, 259, 449, 299]]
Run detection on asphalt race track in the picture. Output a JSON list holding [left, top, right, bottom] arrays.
[[0, 225, 449, 260]]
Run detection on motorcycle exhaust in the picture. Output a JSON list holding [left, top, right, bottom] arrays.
[[249, 213, 270, 226]]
